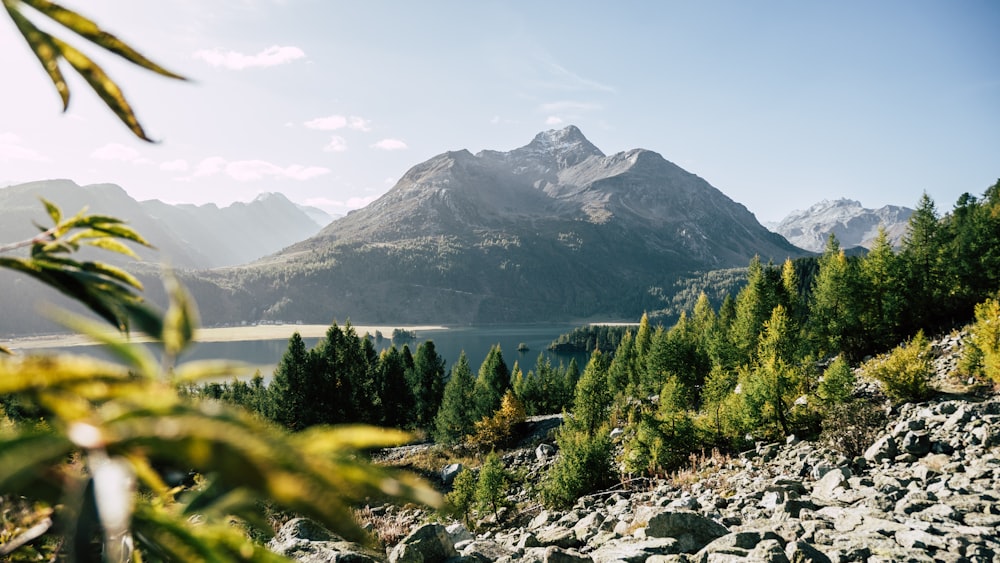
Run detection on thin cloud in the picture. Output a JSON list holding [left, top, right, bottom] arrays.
[[540, 101, 602, 113], [305, 195, 378, 211], [160, 159, 189, 172], [371, 139, 408, 151], [187, 157, 330, 182], [543, 59, 616, 93], [194, 45, 306, 70], [0, 133, 47, 162], [90, 143, 152, 164], [324, 136, 348, 153], [304, 114, 372, 131], [545, 116, 564, 126]]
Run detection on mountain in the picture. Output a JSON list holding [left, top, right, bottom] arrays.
[[0, 180, 328, 269], [768, 199, 913, 252], [221, 126, 804, 324], [140, 191, 329, 267]]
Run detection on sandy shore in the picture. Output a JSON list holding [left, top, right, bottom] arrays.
[[5, 323, 448, 351]]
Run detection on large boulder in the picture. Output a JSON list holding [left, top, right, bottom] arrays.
[[640, 509, 729, 553], [267, 518, 382, 563], [388, 523, 457, 563]]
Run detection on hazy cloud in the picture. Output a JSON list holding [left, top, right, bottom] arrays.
[[324, 136, 348, 152], [159, 159, 189, 172], [545, 116, 564, 125], [0, 133, 47, 162], [90, 143, 152, 164], [305, 195, 377, 211], [188, 157, 330, 182], [542, 59, 616, 93], [304, 114, 372, 131], [194, 45, 305, 69], [371, 139, 407, 151], [540, 101, 602, 113]]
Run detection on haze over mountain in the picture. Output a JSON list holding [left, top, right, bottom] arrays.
[[767, 199, 913, 252], [218, 126, 804, 325], [0, 180, 331, 269]]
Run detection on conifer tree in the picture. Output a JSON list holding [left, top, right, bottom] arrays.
[[475, 452, 510, 520], [572, 350, 612, 435], [473, 344, 511, 421], [634, 312, 654, 366], [809, 234, 864, 360], [267, 332, 311, 430], [408, 340, 446, 430], [377, 346, 414, 428], [730, 256, 782, 364], [900, 192, 946, 331], [434, 352, 476, 444], [859, 227, 903, 354]]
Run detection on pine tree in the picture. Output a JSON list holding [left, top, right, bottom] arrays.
[[809, 235, 864, 360], [473, 345, 511, 421], [377, 346, 414, 428], [572, 350, 612, 436], [859, 227, 903, 354], [408, 340, 446, 430], [900, 192, 946, 331], [475, 452, 510, 520], [434, 352, 476, 444], [267, 332, 311, 430], [730, 256, 782, 364]]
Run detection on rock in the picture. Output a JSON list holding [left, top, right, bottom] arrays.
[[542, 546, 594, 563], [610, 427, 624, 440], [901, 431, 931, 456], [459, 539, 513, 562], [536, 444, 557, 461], [590, 538, 680, 563], [445, 522, 473, 545], [747, 539, 789, 563], [811, 468, 851, 504], [388, 523, 457, 563], [441, 463, 464, 486], [894, 528, 946, 550], [536, 526, 583, 549], [641, 510, 729, 553], [268, 518, 382, 563], [784, 541, 831, 563], [864, 435, 897, 463]]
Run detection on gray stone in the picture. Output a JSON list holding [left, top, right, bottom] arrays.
[[536, 526, 583, 549], [459, 539, 512, 562], [784, 541, 831, 563], [536, 444, 557, 461], [642, 510, 729, 553], [590, 538, 680, 563], [445, 522, 473, 545], [811, 468, 851, 504], [747, 539, 789, 563], [865, 435, 897, 463], [542, 546, 594, 563], [441, 463, 464, 486], [268, 518, 382, 563], [901, 431, 931, 457], [388, 523, 457, 563], [894, 528, 947, 550]]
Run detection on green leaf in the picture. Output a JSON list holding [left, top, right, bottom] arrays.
[[82, 237, 141, 260], [0, 353, 132, 395], [162, 273, 198, 357], [79, 260, 144, 290], [5, 5, 69, 108], [49, 308, 160, 376], [41, 198, 62, 224], [0, 431, 76, 497], [52, 36, 151, 141], [20, 0, 187, 80]]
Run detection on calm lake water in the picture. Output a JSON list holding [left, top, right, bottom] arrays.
[[40, 325, 590, 379]]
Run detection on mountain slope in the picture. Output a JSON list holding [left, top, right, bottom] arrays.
[[769, 199, 913, 252], [225, 126, 804, 324]]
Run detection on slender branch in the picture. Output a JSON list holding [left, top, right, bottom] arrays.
[[0, 517, 53, 555], [0, 225, 57, 254]]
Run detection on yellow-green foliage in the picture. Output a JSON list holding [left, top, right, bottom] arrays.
[[970, 298, 1000, 383], [467, 391, 526, 451], [0, 201, 440, 561], [862, 330, 933, 402]]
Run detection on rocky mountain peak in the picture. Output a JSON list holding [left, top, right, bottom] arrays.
[[505, 125, 605, 171], [771, 198, 913, 252]]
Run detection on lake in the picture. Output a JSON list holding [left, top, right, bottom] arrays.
[[21, 324, 591, 380]]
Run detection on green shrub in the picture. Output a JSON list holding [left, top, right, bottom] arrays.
[[970, 298, 1000, 384], [862, 330, 933, 402], [445, 469, 478, 527], [540, 421, 615, 508], [474, 452, 511, 520], [817, 356, 856, 405]]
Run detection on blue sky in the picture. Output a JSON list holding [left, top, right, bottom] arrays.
[[1, 1, 997, 222]]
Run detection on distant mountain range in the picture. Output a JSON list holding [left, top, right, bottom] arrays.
[[206, 126, 804, 325], [0, 179, 332, 269], [766, 199, 913, 252]]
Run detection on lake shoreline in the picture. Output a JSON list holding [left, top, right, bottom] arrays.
[[5, 323, 449, 351]]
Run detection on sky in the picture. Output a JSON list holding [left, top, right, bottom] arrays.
[[1, 1, 997, 223]]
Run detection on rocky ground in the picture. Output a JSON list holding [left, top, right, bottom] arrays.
[[269, 333, 999, 563]]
